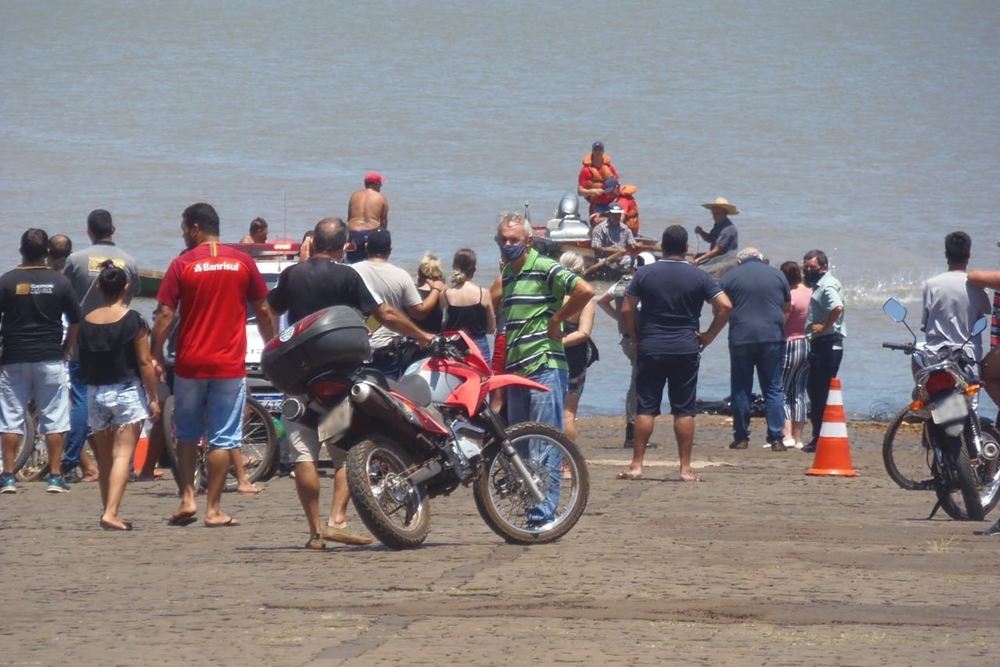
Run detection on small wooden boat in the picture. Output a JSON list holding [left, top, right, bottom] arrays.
[[138, 269, 164, 299]]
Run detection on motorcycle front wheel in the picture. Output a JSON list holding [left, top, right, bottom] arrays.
[[346, 435, 431, 550], [473, 421, 589, 544], [882, 408, 935, 491]]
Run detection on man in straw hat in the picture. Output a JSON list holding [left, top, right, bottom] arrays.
[[693, 197, 740, 267]]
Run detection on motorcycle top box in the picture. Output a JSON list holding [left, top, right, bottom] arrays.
[[262, 306, 371, 396]]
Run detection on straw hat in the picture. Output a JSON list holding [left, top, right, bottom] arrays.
[[701, 197, 739, 215]]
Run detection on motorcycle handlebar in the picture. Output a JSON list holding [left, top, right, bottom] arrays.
[[882, 342, 917, 353]]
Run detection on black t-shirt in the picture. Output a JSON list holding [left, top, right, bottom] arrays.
[[79, 310, 148, 385], [719, 258, 790, 346], [625, 259, 722, 356], [0, 266, 82, 364], [267, 257, 380, 325]]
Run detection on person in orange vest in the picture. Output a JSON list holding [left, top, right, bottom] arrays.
[[618, 184, 640, 235], [577, 141, 619, 216]]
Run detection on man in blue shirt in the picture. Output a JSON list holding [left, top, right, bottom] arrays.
[[720, 248, 791, 451], [620, 225, 731, 481]]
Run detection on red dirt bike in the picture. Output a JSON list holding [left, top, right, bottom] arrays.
[[261, 306, 589, 549]]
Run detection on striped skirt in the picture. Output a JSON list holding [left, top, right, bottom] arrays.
[[782, 337, 809, 423]]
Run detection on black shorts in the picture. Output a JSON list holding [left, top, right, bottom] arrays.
[[635, 353, 700, 417]]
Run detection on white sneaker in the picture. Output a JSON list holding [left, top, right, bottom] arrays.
[[783, 437, 796, 449], [794, 441, 805, 450]]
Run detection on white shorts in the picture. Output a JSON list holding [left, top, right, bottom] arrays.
[[283, 418, 347, 467]]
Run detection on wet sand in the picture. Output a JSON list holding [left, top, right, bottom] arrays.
[[1, 414, 997, 667]]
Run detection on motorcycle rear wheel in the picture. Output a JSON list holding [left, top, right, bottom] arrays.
[[937, 423, 1000, 521], [13, 409, 49, 482], [346, 435, 431, 550], [881, 408, 934, 491], [937, 432, 985, 521], [473, 421, 589, 544]]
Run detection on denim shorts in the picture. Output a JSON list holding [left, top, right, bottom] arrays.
[[88, 380, 149, 431], [0, 361, 70, 435], [172, 376, 246, 450]]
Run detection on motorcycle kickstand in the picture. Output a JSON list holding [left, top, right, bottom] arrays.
[[925, 500, 942, 520]]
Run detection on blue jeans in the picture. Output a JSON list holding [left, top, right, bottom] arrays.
[[506, 366, 567, 523], [730, 341, 786, 443], [62, 361, 89, 469]]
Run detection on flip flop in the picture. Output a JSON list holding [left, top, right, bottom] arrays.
[[205, 517, 240, 528], [616, 470, 642, 480], [237, 484, 263, 495], [100, 520, 134, 531], [167, 514, 198, 527]]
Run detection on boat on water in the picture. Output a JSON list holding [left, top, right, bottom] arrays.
[[138, 269, 164, 298], [530, 193, 658, 281], [530, 192, 739, 281]]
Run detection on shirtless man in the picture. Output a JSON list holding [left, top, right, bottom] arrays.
[[239, 217, 268, 244], [346, 172, 389, 263]]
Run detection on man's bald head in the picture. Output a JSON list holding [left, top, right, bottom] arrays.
[[312, 217, 348, 254], [48, 234, 73, 271]]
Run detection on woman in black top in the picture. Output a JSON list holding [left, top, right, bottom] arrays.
[[442, 249, 496, 361], [78, 262, 159, 531]]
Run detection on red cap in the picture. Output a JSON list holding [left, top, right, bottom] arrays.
[[364, 172, 386, 184]]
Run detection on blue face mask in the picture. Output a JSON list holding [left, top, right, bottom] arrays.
[[500, 242, 527, 263]]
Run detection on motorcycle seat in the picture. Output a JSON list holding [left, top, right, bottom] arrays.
[[388, 375, 433, 407]]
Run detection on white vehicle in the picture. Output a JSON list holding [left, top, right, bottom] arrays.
[[233, 242, 300, 415]]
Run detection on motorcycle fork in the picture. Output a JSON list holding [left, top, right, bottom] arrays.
[[480, 404, 547, 505]]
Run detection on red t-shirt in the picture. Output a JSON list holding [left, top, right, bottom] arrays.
[[577, 159, 620, 208], [157, 243, 268, 379]]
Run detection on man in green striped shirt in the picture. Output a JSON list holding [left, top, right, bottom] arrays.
[[496, 213, 594, 525]]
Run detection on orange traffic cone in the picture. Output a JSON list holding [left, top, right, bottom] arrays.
[[132, 437, 149, 474], [806, 378, 859, 477]]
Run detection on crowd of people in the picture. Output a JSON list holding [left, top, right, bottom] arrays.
[[2, 151, 999, 539]]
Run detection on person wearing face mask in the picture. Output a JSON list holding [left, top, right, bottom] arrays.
[[801, 249, 845, 453], [495, 213, 595, 527]]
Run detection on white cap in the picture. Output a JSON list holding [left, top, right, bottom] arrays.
[[637, 251, 657, 267]]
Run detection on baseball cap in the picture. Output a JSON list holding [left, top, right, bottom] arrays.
[[592, 141, 604, 151], [364, 172, 386, 184], [365, 227, 392, 255], [603, 178, 619, 193], [607, 202, 624, 214]]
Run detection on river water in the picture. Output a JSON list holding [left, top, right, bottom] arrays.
[[2, 1, 998, 419]]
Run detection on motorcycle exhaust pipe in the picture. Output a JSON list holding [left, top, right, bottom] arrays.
[[406, 460, 443, 486], [982, 440, 1000, 483], [350, 382, 391, 416], [281, 397, 307, 422]]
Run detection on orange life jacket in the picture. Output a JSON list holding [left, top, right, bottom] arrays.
[[619, 185, 640, 235], [581, 153, 616, 201]]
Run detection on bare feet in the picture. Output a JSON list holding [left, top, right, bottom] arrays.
[[680, 470, 701, 482], [80, 472, 99, 483], [236, 480, 263, 495], [616, 467, 642, 480], [100, 516, 133, 531]]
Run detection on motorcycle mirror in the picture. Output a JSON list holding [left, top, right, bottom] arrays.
[[882, 298, 907, 323], [972, 315, 988, 336]]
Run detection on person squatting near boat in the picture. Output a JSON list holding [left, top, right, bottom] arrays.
[[346, 172, 389, 264]]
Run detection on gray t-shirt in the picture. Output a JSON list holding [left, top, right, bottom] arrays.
[[922, 270, 991, 358], [351, 260, 422, 349], [62, 241, 141, 361]]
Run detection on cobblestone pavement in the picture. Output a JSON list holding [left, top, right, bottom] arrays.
[[1, 416, 997, 666]]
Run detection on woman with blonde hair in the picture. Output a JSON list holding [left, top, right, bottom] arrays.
[[442, 249, 495, 360], [414, 253, 446, 334], [558, 251, 598, 444]]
